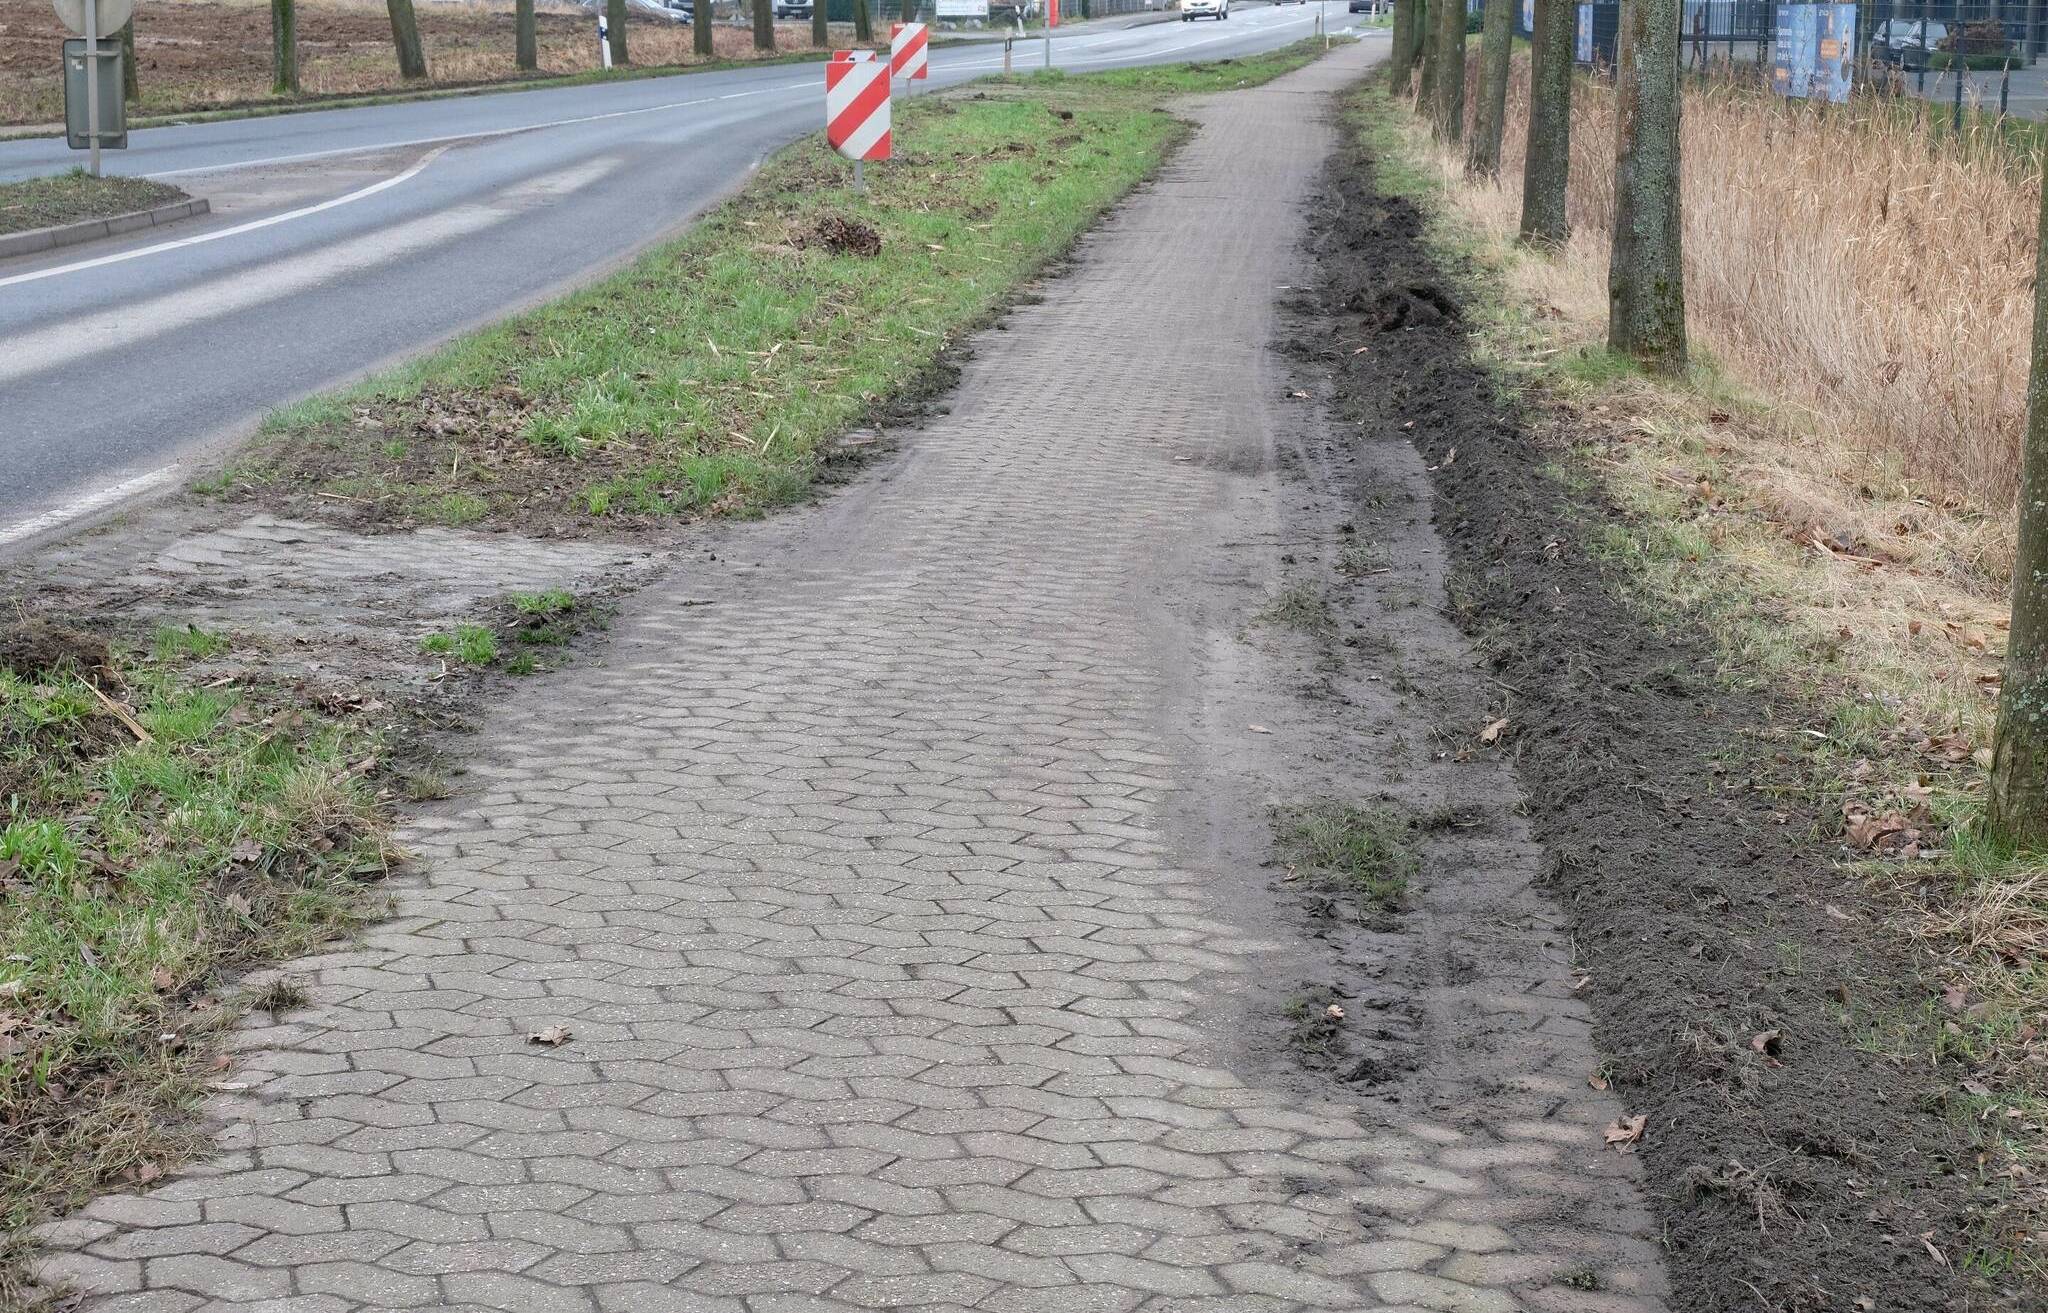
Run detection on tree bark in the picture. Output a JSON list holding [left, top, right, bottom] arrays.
[[753, 0, 774, 48], [1431, 0, 1466, 141], [902, 0, 915, 20], [1607, 0, 1685, 372], [1519, 0, 1571, 244], [854, 0, 872, 42], [119, 17, 139, 99], [516, 0, 537, 69], [1417, 0, 1438, 106], [270, 0, 298, 92], [697, 0, 715, 55], [607, 0, 628, 63], [1389, 0, 1417, 87], [384, 0, 427, 77], [812, 0, 828, 46], [1466, 0, 1511, 175], [1988, 156, 2048, 847]]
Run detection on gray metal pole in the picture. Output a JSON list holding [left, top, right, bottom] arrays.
[[84, 0, 100, 178]]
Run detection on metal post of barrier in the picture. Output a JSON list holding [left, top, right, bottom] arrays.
[[1004, 35, 1012, 71], [2002, 54, 2012, 114], [1952, 47, 1964, 127], [1044, 30, 1051, 66]]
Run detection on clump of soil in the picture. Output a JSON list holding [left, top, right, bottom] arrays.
[[797, 215, 883, 258], [1298, 91, 2022, 1312], [0, 621, 112, 681]]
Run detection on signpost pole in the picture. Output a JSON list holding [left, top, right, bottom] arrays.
[[83, 0, 99, 177]]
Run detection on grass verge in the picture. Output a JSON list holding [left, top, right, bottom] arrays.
[[0, 171, 187, 236], [1274, 799, 1417, 913], [1356, 78, 2048, 1275], [0, 623, 394, 1305], [203, 40, 1340, 534]]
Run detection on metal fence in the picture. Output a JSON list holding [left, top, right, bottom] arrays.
[[1560, 0, 2048, 116]]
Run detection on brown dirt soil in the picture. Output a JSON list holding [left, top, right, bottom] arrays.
[[0, 172, 186, 234], [0, 0, 828, 126], [1297, 93, 2036, 1312], [0, 620, 112, 679]]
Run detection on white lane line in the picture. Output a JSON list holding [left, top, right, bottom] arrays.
[[144, 86, 759, 179], [0, 156, 621, 385], [0, 465, 179, 548], [0, 145, 451, 291]]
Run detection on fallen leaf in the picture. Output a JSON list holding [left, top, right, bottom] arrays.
[[0, 980, 21, 999], [1325, 1004, 1345, 1022], [225, 892, 253, 918], [135, 1161, 161, 1185], [1479, 718, 1509, 744], [1750, 1029, 1782, 1057], [1943, 982, 1968, 1013], [1442, 446, 1458, 467], [1855, 1298, 1876, 1311], [1603, 1114, 1647, 1150], [528, 1026, 573, 1047], [1247, 725, 1273, 735], [1588, 1072, 1610, 1091], [150, 966, 175, 993]]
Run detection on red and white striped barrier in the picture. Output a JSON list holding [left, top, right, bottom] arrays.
[[889, 22, 929, 81], [825, 55, 891, 163], [831, 48, 878, 62]]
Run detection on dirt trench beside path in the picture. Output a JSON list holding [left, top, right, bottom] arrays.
[[34, 45, 1674, 1313]]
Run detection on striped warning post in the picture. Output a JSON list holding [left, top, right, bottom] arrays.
[[890, 22, 929, 81], [831, 48, 878, 61], [825, 56, 891, 162]]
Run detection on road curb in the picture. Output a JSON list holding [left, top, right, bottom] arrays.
[[0, 197, 211, 261]]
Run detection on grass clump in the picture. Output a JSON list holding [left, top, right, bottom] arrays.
[[1276, 800, 1418, 911], [0, 625, 391, 1303], [1258, 582, 1338, 637], [420, 624, 497, 665], [0, 170, 186, 236]]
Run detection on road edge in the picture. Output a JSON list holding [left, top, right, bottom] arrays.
[[0, 197, 210, 260]]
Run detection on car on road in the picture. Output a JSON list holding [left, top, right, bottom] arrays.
[[1347, 0, 1377, 11], [1180, 0, 1229, 20]]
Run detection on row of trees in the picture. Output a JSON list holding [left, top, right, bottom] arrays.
[[1388, 2, 2048, 844], [262, 0, 921, 95]]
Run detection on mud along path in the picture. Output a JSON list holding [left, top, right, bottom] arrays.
[[34, 44, 1673, 1313]]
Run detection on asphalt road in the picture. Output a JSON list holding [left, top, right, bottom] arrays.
[[0, 5, 1375, 548]]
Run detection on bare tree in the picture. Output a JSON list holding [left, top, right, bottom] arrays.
[[902, 0, 915, 19], [1519, 0, 1571, 244], [269, 1, 298, 91], [696, 0, 715, 55], [1417, 0, 1438, 106], [854, 0, 872, 41], [1987, 162, 2048, 847], [385, 0, 427, 78], [1431, 0, 1465, 141], [1607, 0, 1685, 372], [1390, 0, 1418, 88], [1466, 0, 1511, 175], [516, 0, 537, 70], [813, 0, 828, 46], [607, 0, 628, 63], [754, 0, 775, 48], [119, 18, 139, 99]]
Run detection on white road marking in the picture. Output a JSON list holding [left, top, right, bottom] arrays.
[[0, 145, 451, 291], [0, 465, 179, 548], [0, 157, 621, 385], [144, 88, 749, 179]]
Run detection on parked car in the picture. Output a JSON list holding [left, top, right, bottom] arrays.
[[1870, 18, 1947, 63], [773, 0, 810, 17], [1180, 0, 1228, 21], [1347, 0, 1379, 12]]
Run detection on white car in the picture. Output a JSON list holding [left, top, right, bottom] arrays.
[[1181, 0, 1229, 20]]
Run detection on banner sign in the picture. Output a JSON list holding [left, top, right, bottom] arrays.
[[1575, 2, 1592, 61], [936, 0, 988, 15], [1772, 3, 1856, 101]]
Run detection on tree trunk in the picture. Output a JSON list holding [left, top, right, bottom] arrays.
[[854, 0, 872, 42], [1390, 0, 1417, 87], [902, 0, 915, 19], [697, 0, 715, 54], [1607, 0, 1685, 372], [1988, 158, 2048, 847], [119, 17, 139, 99], [753, 0, 774, 48], [1418, 0, 1438, 106], [516, 0, 537, 69], [812, 0, 828, 46], [270, 0, 298, 92], [1519, 0, 1571, 244], [1466, 0, 1511, 175], [1432, 0, 1466, 141], [385, 0, 427, 78], [607, 0, 628, 63]]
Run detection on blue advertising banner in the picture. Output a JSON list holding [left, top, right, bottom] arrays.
[[1771, 2, 1856, 101], [1522, 0, 1532, 30], [1574, 1, 1592, 61]]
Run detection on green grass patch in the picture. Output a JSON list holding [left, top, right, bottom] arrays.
[[1257, 581, 1339, 637], [0, 627, 392, 1303], [1276, 799, 1418, 911], [0, 170, 187, 237], [223, 43, 1339, 533], [420, 624, 498, 664]]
